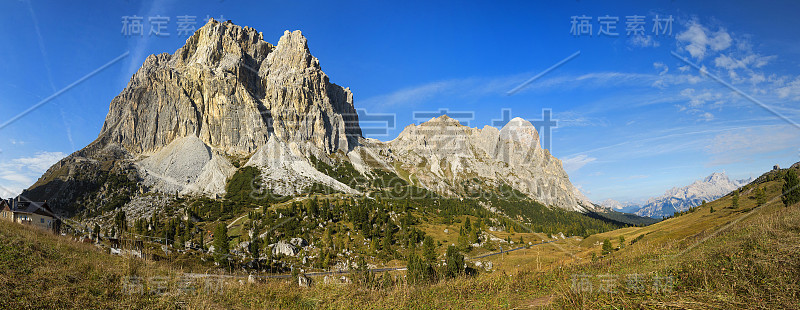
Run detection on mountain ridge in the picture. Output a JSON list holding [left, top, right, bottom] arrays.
[[634, 171, 753, 218], [24, 19, 594, 216]]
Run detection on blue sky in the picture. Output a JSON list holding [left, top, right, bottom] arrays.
[[2, 0, 800, 204]]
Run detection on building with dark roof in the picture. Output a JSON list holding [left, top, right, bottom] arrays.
[[1, 198, 61, 233]]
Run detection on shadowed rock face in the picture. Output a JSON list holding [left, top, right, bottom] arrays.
[[100, 19, 361, 156]]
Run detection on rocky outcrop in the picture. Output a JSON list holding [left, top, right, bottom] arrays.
[[271, 240, 299, 257], [373, 115, 590, 211]]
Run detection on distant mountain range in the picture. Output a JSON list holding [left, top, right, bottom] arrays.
[[597, 199, 642, 214], [600, 172, 752, 218]]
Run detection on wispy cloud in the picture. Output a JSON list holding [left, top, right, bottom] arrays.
[[628, 34, 660, 48], [561, 154, 597, 173], [361, 71, 663, 109], [557, 111, 608, 128], [705, 125, 800, 165], [0, 151, 66, 197], [359, 74, 527, 108], [361, 80, 466, 107], [124, 0, 176, 79]]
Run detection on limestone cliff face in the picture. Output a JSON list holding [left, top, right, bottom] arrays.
[[376, 116, 589, 211], [26, 20, 362, 213], [100, 19, 361, 156]]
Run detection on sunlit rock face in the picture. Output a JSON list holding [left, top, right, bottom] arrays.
[[100, 19, 361, 157]]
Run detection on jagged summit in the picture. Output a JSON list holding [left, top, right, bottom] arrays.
[[385, 114, 590, 212], [499, 117, 540, 150], [420, 115, 464, 126], [703, 172, 727, 183], [99, 19, 361, 156]]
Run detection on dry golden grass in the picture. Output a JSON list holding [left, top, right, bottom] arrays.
[[1, 173, 798, 309]]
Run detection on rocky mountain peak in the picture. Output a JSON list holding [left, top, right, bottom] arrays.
[[385, 116, 589, 212], [420, 115, 464, 127], [98, 20, 361, 157], [26, 21, 365, 210], [703, 172, 727, 183], [499, 117, 540, 150], [267, 30, 317, 71]]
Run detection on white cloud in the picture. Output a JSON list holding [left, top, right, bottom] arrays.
[[360, 74, 526, 107], [0, 173, 32, 184], [557, 111, 608, 128], [362, 80, 456, 107], [653, 62, 669, 75], [629, 34, 660, 48], [561, 154, 597, 173], [676, 87, 728, 121], [713, 53, 777, 84], [0, 151, 66, 197], [777, 76, 800, 101], [1, 151, 66, 171], [0, 185, 23, 198], [705, 125, 800, 165], [361, 71, 660, 107], [676, 22, 732, 60], [750, 73, 766, 85]]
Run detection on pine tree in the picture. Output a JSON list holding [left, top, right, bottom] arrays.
[[308, 196, 319, 217], [423, 236, 436, 263], [443, 246, 464, 278], [249, 235, 260, 261], [782, 169, 800, 207], [601, 238, 613, 255], [756, 187, 767, 207], [213, 223, 229, 264], [93, 223, 101, 240], [406, 251, 424, 285], [731, 190, 740, 208], [382, 224, 394, 253]]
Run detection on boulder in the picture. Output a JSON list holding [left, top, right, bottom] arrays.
[[271, 241, 298, 257]]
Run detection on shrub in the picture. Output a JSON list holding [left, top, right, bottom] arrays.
[[782, 169, 800, 207], [443, 246, 464, 279]]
